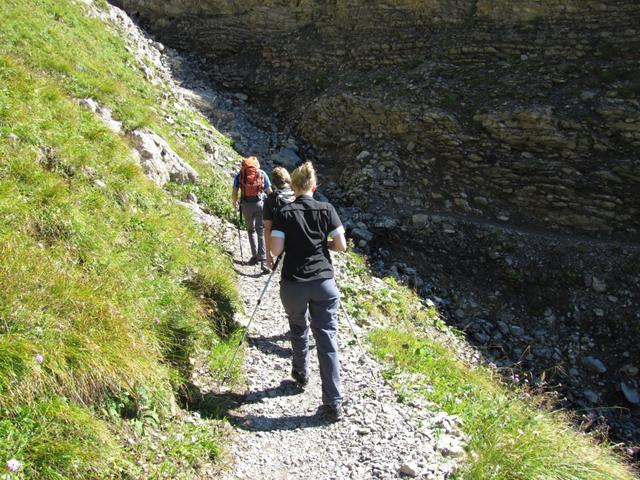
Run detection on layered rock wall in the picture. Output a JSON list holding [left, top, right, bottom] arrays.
[[115, 0, 639, 240]]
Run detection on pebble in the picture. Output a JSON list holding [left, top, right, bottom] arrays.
[[592, 277, 607, 293], [400, 462, 419, 477], [621, 382, 639, 405], [582, 356, 607, 374]]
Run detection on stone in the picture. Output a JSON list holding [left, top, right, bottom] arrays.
[[496, 321, 510, 335], [582, 389, 599, 403], [621, 382, 639, 405], [94, 179, 106, 189], [592, 277, 607, 293], [412, 214, 429, 227], [580, 91, 597, 101], [582, 356, 607, 374], [474, 332, 490, 344], [129, 128, 199, 186], [79, 97, 99, 112], [351, 227, 374, 242], [374, 217, 398, 229], [186, 192, 198, 203], [271, 147, 301, 170], [80, 98, 122, 133], [437, 436, 465, 458], [509, 325, 525, 337], [356, 150, 370, 161], [400, 462, 419, 477]]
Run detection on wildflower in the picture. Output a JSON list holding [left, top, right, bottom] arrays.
[[7, 459, 21, 472], [35, 354, 44, 364]]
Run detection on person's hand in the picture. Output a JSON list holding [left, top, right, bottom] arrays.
[[232, 201, 239, 210], [266, 254, 274, 269]]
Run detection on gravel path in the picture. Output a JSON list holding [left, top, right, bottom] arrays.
[[189, 211, 465, 480], [94, 4, 467, 477]]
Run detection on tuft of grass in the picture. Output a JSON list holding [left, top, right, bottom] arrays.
[[0, 399, 126, 479], [370, 329, 635, 480], [121, 417, 227, 479]]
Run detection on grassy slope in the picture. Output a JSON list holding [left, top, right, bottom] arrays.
[[0, 0, 240, 478], [339, 253, 636, 480]]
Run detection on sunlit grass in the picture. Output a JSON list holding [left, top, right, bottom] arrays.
[[339, 253, 636, 479], [0, 0, 241, 477]]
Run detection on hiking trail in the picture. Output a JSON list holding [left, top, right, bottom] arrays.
[[99, 5, 466, 476], [187, 211, 466, 479]]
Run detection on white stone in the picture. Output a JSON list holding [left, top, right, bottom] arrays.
[[356, 150, 371, 161], [129, 128, 199, 186]]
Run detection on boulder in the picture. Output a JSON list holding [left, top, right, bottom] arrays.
[[130, 128, 199, 186], [271, 147, 301, 170]]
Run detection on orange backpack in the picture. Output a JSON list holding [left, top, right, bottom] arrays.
[[239, 156, 265, 199]]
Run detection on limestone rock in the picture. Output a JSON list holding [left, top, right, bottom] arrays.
[[130, 128, 199, 186]]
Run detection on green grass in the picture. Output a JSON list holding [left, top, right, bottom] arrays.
[[339, 254, 636, 480], [0, 0, 241, 477]]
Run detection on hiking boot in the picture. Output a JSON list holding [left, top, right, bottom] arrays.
[[320, 403, 343, 422], [291, 369, 308, 388], [260, 261, 270, 275], [247, 256, 258, 266]]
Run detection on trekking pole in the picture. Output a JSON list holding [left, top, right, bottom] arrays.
[[237, 205, 244, 263], [340, 302, 378, 383], [220, 255, 282, 388]]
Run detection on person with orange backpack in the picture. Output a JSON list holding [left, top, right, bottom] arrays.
[[231, 156, 272, 274]]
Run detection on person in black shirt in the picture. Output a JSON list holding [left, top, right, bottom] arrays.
[[271, 162, 347, 421], [263, 167, 295, 270]]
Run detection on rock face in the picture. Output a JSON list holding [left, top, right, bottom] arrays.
[[113, 0, 640, 240]]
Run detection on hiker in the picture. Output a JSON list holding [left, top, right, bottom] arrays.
[[231, 156, 272, 274], [270, 161, 348, 421], [263, 166, 295, 270]]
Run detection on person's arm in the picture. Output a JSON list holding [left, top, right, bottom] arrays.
[[264, 219, 273, 267], [263, 171, 273, 195], [328, 232, 347, 252], [271, 234, 284, 257], [327, 205, 347, 252], [270, 210, 285, 258], [231, 187, 239, 209], [231, 174, 240, 208]]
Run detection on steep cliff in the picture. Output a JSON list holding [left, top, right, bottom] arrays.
[[116, 0, 640, 239]]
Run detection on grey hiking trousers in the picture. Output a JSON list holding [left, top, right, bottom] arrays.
[[280, 277, 342, 406], [241, 200, 265, 261]]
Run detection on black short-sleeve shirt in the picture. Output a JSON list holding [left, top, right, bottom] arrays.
[[264, 187, 295, 222], [271, 195, 344, 282]]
